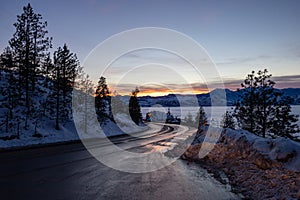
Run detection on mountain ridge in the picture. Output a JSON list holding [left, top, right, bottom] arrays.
[[130, 88, 300, 107]]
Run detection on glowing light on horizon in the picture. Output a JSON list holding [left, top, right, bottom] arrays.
[[109, 86, 209, 96]]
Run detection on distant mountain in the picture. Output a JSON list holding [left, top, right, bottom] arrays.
[[132, 88, 300, 107]]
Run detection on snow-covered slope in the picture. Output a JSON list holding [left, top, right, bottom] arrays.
[[0, 113, 148, 150], [184, 127, 300, 199], [0, 70, 148, 150]]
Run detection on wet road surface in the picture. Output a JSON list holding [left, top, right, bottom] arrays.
[[0, 123, 239, 200]]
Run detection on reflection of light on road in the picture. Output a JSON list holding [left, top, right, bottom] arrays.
[[146, 141, 177, 153]]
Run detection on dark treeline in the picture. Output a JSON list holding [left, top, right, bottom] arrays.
[[0, 4, 143, 138], [0, 4, 83, 136]]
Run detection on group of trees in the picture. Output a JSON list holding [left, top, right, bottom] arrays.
[[0, 3, 144, 137], [1, 5, 298, 141], [218, 69, 299, 140], [233, 69, 299, 139], [0, 4, 80, 134], [193, 69, 299, 140], [93, 77, 143, 126]]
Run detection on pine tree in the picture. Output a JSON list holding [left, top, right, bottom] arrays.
[[0, 47, 15, 72], [53, 44, 79, 129], [8, 3, 52, 110], [270, 97, 299, 139], [0, 47, 19, 123], [41, 53, 54, 88], [95, 76, 111, 123], [129, 87, 142, 125], [234, 69, 299, 138], [195, 106, 207, 130], [221, 111, 235, 129], [234, 70, 258, 133]]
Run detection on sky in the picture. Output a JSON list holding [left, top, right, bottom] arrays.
[[1, 0, 300, 96]]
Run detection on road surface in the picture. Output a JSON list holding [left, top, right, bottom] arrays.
[[0, 123, 240, 200]]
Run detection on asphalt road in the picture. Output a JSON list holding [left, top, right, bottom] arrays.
[[0, 123, 240, 200]]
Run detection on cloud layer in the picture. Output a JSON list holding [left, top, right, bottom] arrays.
[[109, 74, 300, 96]]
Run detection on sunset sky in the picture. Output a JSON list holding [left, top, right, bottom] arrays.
[[1, 0, 300, 96]]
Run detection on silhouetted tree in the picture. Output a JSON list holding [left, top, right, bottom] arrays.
[[270, 97, 299, 139], [221, 111, 235, 129], [0, 47, 18, 116], [234, 69, 299, 138], [8, 3, 52, 109], [95, 76, 111, 123], [53, 44, 79, 129], [195, 106, 207, 130], [129, 87, 142, 125], [41, 53, 54, 88]]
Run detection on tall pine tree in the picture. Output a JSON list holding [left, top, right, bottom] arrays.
[[8, 3, 52, 110], [53, 44, 79, 130]]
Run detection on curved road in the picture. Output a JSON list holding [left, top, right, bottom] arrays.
[[0, 123, 240, 200]]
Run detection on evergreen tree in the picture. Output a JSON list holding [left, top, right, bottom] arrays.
[[53, 44, 79, 129], [8, 3, 52, 109], [129, 87, 142, 125], [221, 111, 235, 129], [234, 70, 258, 133], [41, 53, 54, 88], [0, 47, 19, 123], [270, 97, 299, 139], [0, 47, 15, 72], [95, 76, 111, 123], [234, 69, 299, 138], [195, 106, 207, 130]]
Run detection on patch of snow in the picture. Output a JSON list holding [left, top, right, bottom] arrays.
[[221, 128, 300, 172], [0, 113, 149, 150]]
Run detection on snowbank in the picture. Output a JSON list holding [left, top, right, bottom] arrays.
[[0, 113, 148, 150], [221, 128, 300, 172], [183, 127, 300, 199]]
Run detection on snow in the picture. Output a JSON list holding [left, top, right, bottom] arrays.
[[0, 113, 148, 150], [113, 113, 148, 134], [0, 120, 78, 149], [185, 126, 300, 199], [218, 128, 300, 172]]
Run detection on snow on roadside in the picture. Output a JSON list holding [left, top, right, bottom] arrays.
[[221, 128, 300, 172], [0, 113, 148, 150], [183, 127, 300, 199]]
